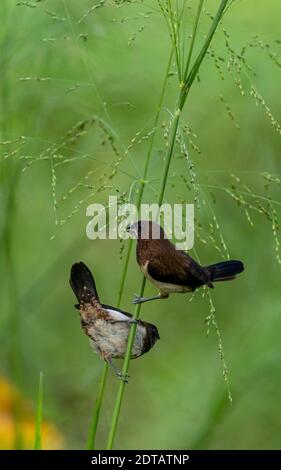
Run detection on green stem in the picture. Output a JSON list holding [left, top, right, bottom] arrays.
[[106, 0, 230, 450], [86, 47, 174, 450], [182, 0, 228, 98], [34, 372, 44, 450], [183, 0, 204, 82], [86, 364, 108, 450], [106, 277, 146, 450], [167, 0, 182, 81], [157, 109, 181, 206]]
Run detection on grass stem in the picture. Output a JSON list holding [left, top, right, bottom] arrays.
[[183, 0, 204, 82], [106, 277, 146, 450], [86, 364, 109, 450]]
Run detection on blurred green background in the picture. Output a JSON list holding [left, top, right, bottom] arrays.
[[0, 0, 280, 450]]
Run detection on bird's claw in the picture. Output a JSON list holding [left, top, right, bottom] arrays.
[[133, 294, 143, 305], [117, 372, 130, 384]]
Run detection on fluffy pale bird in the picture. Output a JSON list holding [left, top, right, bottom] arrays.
[[70, 261, 159, 382]]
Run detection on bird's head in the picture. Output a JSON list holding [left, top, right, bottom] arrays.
[[126, 220, 166, 240]]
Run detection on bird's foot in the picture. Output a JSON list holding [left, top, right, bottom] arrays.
[[133, 293, 164, 304], [133, 294, 145, 304], [117, 371, 130, 384]]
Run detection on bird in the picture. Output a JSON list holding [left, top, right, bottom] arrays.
[[126, 220, 245, 304], [69, 261, 160, 382]]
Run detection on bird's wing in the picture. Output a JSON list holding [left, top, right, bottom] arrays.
[[101, 304, 133, 320], [101, 304, 131, 318], [102, 304, 144, 325], [147, 250, 210, 286]]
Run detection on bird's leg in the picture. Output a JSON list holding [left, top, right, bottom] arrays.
[[132, 292, 168, 304], [105, 357, 129, 384]]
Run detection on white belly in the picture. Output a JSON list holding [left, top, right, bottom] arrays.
[[89, 318, 146, 359], [141, 262, 193, 294]]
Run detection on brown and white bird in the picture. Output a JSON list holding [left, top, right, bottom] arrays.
[[127, 220, 244, 304], [70, 261, 159, 382]]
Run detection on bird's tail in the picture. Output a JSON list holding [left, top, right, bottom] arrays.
[[70, 261, 100, 305], [207, 260, 244, 282]]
